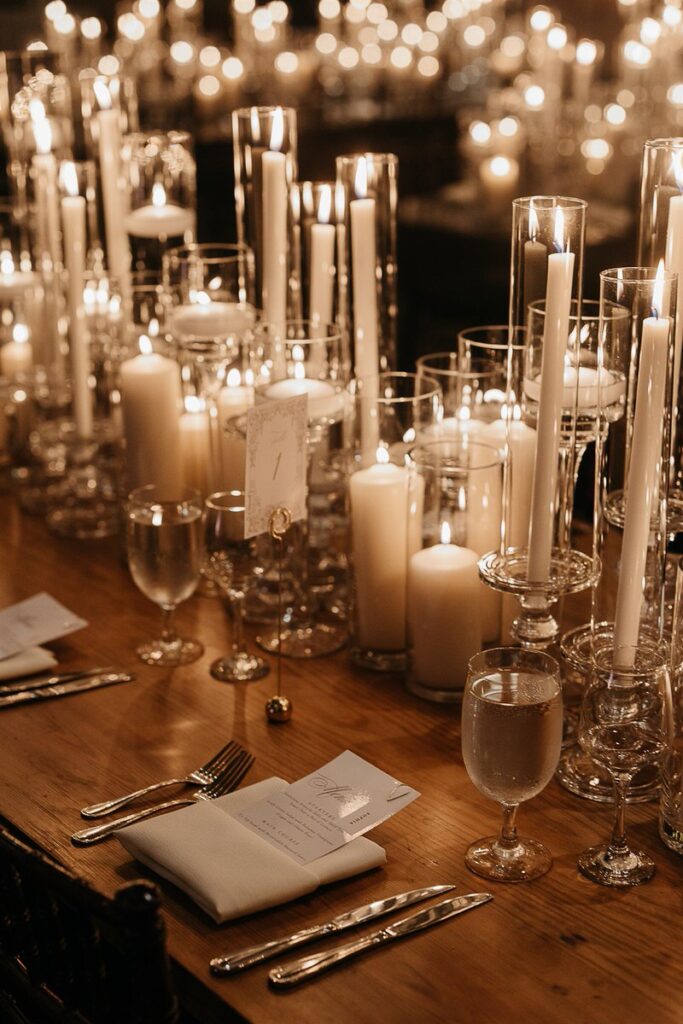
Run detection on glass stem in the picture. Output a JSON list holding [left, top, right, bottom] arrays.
[[609, 774, 631, 854], [231, 593, 247, 656], [499, 802, 519, 849], [161, 606, 178, 646]]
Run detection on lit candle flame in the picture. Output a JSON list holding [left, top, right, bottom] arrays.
[[440, 521, 451, 544], [33, 117, 52, 155], [226, 367, 242, 388], [269, 107, 284, 151], [152, 181, 166, 208], [294, 360, 305, 380], [184, 395, 204, 414], [355, 156, 368, 199], [529, 201, 539, 241], [653, 258, 665, 318], [139, 334, 153, 355], [13, 324, 29, 344], [59, 161, 79, 197], [553, 205, 566, 254], [318, 183, 332, 224], [0, 251, 15, 276], [376, 445, 389, 464], [92, 78, 113, 110]]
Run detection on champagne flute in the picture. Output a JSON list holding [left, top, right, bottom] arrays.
[[577, 638, 670, 887], [204, 491, 269, 683], [126, 486, 205, 666], [461, 647, 563, 882]]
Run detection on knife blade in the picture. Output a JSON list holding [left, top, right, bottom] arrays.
[[210, 884, 456, 974], [268, 893, 492, 987], [0, 667, 118, 696], [0, 672, 135, 709]]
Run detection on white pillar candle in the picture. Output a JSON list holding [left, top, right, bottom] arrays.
[[179, 396, 211, 496], [527, 208, 575, 583], [349, 453, 423, 651], [262, 108, 288, 350], [93, 83, 131, 288], [0, 325, 33, 378], [60, 165, 93, 440], [613, 298, 670, 668], [350, 156, 379, 381], [465, 445, 503, 643], [408, 526, 482, 690], [123, 183, 195, 240], [169, 301, 254, 341], [120, 336, 183, 499], [213, 370, 254, 492], [264, 376, 342, 421]]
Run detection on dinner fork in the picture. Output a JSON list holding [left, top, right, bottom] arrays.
[[72, 750, 254, 845], [80, 739, 245, 818]]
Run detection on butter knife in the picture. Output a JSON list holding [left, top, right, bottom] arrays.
[[268, 892, 492, 987], [210, 884, 456, 974], [0, 672, 135, 709], [0, 667, 118, 696]]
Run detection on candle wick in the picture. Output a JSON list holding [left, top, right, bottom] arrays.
[[651, 306, 658, 320]]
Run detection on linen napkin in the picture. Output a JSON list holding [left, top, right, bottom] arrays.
[[118, 777, 387, 923], [0, 646, 57, 680]]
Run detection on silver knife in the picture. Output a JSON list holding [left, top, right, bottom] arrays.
[[268, 893, 492, 987], [0, 667, 118, 696], [210, 885, 456, 974], [0, 672, 135, 709]]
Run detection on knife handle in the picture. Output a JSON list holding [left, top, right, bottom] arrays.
[[269, 932, 385, 986], [211, 923, 336, 974]]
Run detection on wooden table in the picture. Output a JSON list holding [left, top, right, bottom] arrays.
[[0, 495, 680, 1024]]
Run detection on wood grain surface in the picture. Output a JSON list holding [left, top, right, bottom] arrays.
[[0, 496, 680, 1024]]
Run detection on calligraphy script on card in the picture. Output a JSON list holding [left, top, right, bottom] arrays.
[[244, 394, 308, 538]]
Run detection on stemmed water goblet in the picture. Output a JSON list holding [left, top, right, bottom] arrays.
[[461, 647, 563, 881], [126, 485, 205, 666], [577, 639, 670, 887], [204, 490, 270, 683]]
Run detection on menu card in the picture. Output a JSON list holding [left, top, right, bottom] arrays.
[[244, 394, 308, 538], [0, 593, 87, 660], [236, 751, 420, 864]]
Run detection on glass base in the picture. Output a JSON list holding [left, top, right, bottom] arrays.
[[405, 675, 462, 703], [136, 637, 204, 667], [560, 621, 661, 674], [578, 843, 655, 887], [255, 622, 347, 658], [465, 834, 552, 882], [556, 745, 660, 804], [210, 653, 270, 682], [350, 645, 406, 673], [478, 546, 598, 599]]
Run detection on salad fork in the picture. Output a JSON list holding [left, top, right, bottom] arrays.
[[81, 739, 246, 818], [72, 750, 254, 845]]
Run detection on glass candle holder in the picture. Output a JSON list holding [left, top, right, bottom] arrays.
[[415, 352, 506, 435], [231, 106, 298, 330], [290, 180, 338, 332], [479, 195, 593, 649], [346, 371, 441, 672], [122, 130, 196, 272], [637, 138, 683, 532], [660, 557, 683, 854], [335, 152, 399, 378], [406, 438, 504, 702]]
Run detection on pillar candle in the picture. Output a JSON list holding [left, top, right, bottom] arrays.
[[408, 532, 482, 690], [0, 326, 33, 378], [527, 209, 575, 583], [613, 306, 670, 668], [60, 169, 93, 439], [349, 455, 423, 651], [120, 337, 183, 498], [179, 396, 211, 496], [213, 373, 254, 492], [264, 376, 342, 421]]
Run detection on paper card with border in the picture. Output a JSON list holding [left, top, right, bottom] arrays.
[[236, 750, 420, 864], [0, 593, 88, 660], [244, 394, 308, 539]]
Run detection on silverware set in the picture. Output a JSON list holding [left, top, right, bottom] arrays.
[[0, 667, 135, 708], [210, 886, 493, 986], [71, 739, 254, 846]]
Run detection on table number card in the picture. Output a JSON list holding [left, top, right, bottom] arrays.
[[236, 750, 420, 864], [0, 593, 88, 660], [244, 394, 308, 539]]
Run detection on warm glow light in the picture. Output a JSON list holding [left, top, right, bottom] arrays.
[[138, 0, 160, 16], [275, 51, 299, 73], [13, 323, 29, 344], [605, 103, 626, 125], [401, 22, 422, 45], [440, 521, 452, 545], [463, 24, 486, 47], [233, 0, 254, 13], [199, 45, 221, 68], [118, 13, 145, 41], [318, 0, 341, 16], [170, 40, 194, 64], [664, 5, 682, 27], [98, 55, 120, 75], [554, 206, 566, 253], [269, 1, 289, 24], [668, 83, 683, 106], [498, 116, 519, 137], [377, 19, 398, 41], [442, 0, 464, 20], [33, 118, 52, 155], [623, 40, 651, 67], [500, 34, 525, 57], [575, 39, 597, 65], [355, 156, 368, 199], [338, 46, 360, 69], [222, 56, 244, 79], [316, 32, 337, 54], [227, 367, 242, 387], [27, 40, 49, 51], [529, 6, 552, 32], [470, 120, 491, 144], [376, 446, 389, 464], [54, 12, 76, 35], [419, 31, 439, 53], [366, 2, 387, 24], [426, 11, 447, 33], [198, 74, 220, 97], [390, 45, 412, 69], [653, 259, 665, 317], [45, 1, 67, 21], [152, 181, 166, 207], [184, 395, 204, 414], [318, 184, 332, 224], [418, 55, 439, 78], [581, 138, 611, 160], [524, 84, 545, 108], [0, 252, 15, 275], [640, 17, 661, 45], [489, 155, 512, 177], [362, 43, 382, 64], [529, 202, 539, 241], [59, 161, 79, 196], [252, 7, 272, 29], [546, 24, 567, 50], [616, 88, 635, 108], [269, 107, 284, 151], [671, 151, 683, 191], [139, 334, 153, 355], [81, 17, 102, 40], [93, 78, 113, 109]]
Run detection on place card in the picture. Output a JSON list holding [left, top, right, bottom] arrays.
[[0, 593, 88, 660], [236, 750, 420, 865], [244, 394, 308, 539]]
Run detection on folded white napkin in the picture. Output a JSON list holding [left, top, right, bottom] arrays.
[[0, 646, 57, 680], [118, 777, 387, 923]]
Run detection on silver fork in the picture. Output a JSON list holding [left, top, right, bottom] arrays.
[[80, 740, 244, 818], [72, 750, 254, 845]]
